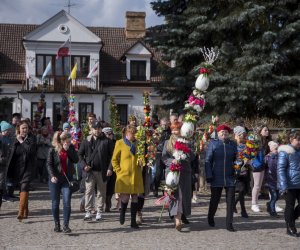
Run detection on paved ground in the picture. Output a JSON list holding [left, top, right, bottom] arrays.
[[0, 182, 299, 250]]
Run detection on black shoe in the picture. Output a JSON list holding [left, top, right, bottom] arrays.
[[54, 222, 61, 232], [226, 223, 236, 232], [181, 214, 189, 224], [62, 225, 71, 233], [270, 211, 279, 218], [233, 207, 237, 213], [130, 223, 139, 229], [120, 202, 128, 225], [208, 217, 215, 227], [286, 223, 298, 237], [241, 210, 249, 218]]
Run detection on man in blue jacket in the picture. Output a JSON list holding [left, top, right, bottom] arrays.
[[205, 124, 237, 232]]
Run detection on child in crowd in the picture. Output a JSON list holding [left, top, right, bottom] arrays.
[[264, 141, 280, 217]]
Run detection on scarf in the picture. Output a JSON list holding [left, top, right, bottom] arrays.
[[123, 137, 136, 155]]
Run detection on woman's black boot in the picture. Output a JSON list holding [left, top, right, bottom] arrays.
[[62, 224, 71, 233], [120, 202, 128, 225], [130, 202, 139, 229], [54, 222, 61, 232]]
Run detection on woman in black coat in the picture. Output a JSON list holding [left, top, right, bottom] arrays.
[[6, 120, 37, 221], [47, 131, 79, 233]]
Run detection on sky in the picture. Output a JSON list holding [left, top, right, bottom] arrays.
[[0, 0, 164, 27]]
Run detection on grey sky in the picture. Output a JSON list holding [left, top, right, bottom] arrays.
[[0, 0, 164, 27]]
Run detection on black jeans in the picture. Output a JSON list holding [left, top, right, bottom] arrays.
[[208, 186, 235, 226], [154, 155, 165, 192], [37, 159, 48, 181], [285, 189, 300, 224], [235, 176, 249, 212]]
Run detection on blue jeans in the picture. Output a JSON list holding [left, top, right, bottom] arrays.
[[49, 178, 72, 226], [269, 187, 279, 213]]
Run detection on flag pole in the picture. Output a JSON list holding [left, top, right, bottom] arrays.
[[69, 35, 72, 94]]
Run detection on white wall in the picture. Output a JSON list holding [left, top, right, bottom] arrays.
[[18, 92, 105, 121]]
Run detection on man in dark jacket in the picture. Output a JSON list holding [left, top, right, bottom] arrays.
[[78, 122, 114, 221], [205, 124, 237, 232], [153, 117, 171, 197]]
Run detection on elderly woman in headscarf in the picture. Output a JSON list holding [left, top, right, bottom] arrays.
[[233, 126, 250, 218], [162, 121, 194, 231], [205, 124, 237, 232]]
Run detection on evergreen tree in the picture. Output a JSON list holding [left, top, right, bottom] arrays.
[[148, 0, 300, 124]]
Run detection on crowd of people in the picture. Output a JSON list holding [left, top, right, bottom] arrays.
[[0, 112, 300, 237]]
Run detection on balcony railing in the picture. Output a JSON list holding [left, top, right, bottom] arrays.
[[24, 76, 99, 92]]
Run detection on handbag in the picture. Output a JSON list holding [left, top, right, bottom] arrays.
[[62, 171, 80, 193]]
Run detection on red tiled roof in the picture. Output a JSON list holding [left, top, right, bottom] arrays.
[[0, 24, 163, 83], [0, 24, 37, 81], [89, 27, 162, 83]]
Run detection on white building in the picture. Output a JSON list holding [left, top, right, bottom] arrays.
[[0, 10, 168, 128]]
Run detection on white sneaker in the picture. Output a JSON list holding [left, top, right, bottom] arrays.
[[251, 205, 261, 212], [84, 211, 92, 221], [96, 212, 102, 221], [275, 205, 283, 212], [192, 197, 198, 204]]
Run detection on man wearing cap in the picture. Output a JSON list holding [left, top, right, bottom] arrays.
[[78, 122, 114, 221], [1, 121, 15, 200], [0, 121, 13, 206], [205, 124, 237, 232], [63, 123, 71, 133]]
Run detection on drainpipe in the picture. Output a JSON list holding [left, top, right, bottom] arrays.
[[101, 93, 107, 121], [17, 91, 23, 116]]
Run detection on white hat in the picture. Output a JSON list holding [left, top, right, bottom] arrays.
[[268, 141, 279, 151], [102, 127, 113, 134], [233, 126, 246, 136]]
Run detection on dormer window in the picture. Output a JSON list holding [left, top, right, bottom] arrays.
[[130, 60, 146, 81], [122, 41, 153, 82]]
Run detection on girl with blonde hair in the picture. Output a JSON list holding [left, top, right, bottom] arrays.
[[47, 131, 78, 233]]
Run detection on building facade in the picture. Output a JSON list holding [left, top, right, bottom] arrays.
[[0, 10, 167, 128]]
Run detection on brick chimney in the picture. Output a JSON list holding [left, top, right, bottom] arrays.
[[125, 11, 146, 39]]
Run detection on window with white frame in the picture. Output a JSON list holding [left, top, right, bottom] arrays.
[[130, 60, 146, 81]]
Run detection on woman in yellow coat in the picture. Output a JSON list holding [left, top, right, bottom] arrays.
[[111, 125, 144, 228]]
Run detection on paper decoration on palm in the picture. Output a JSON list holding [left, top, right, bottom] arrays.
[[195, 47, 219, 91], [68, 94, 81, 150], [195, 115, 219, 153], [160, 47, 219, 207], [136, 92, 158, 168], [32, 92, 46, 131], [181, 47, 219, 139], [109, 96, 122, 140]]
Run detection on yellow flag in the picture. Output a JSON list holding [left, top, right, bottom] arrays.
[[69, 63, 77, 80]]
